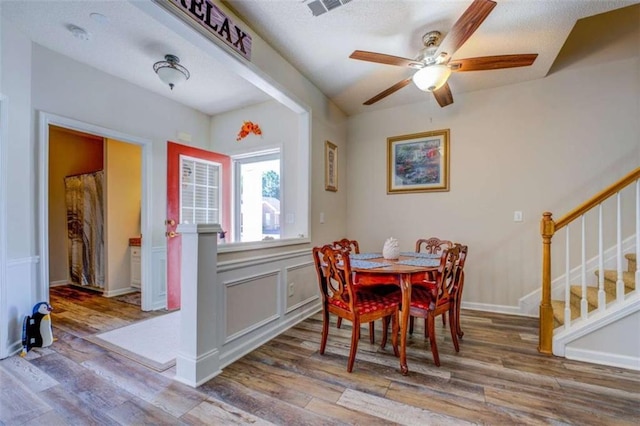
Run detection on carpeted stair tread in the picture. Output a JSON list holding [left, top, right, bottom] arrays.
[[595, 270, 636, 290], [552, 253, 637, 328], [569, 285, 619, 309], [552, 300, 579, 328]]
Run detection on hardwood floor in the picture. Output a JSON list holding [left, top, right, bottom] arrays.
[[1, 285, 638, 425]]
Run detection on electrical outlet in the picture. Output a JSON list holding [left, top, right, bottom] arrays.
[[514, 211, 523, 222], [288, 282, 295, 297]]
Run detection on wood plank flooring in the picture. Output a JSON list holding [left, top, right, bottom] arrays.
[[1, 285, 638, 425]]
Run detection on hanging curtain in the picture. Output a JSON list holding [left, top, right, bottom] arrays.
[[65, 170, 105, 289]]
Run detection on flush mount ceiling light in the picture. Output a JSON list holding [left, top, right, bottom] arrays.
[[67, 24, 91, 41], [153, 54, 190, 90], [412, 64, 452, 92]]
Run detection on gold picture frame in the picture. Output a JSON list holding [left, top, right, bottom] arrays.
[[325, 141, 338, 192], [387, 129, 450, 194]]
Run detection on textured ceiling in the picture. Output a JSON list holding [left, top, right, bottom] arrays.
[[1, 0, 638, 117], [224, 0, 639, 115], [0, 0, 272, 116]]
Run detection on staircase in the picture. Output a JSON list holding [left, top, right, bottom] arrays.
[[538, 167, 640, 365], [551, 253, 636, 327]]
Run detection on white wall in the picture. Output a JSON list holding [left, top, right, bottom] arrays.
[[210, 100, 305, 240], [347, 56, 640, 309], [31, 45, 212, 249], [1, 17, 32, 259], [0, 17, 35, 357], [224, 4, 350, 248], [568, 310, 640, 370]]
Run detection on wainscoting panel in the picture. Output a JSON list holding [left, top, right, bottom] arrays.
[[150, 247, 166, 311], [216, 248, 321, 370], [224, 271, 279, 339], [285, 261, 318, 313], [2, 256, 39, 358]]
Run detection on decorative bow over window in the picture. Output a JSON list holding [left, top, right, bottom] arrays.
[[236, 121, 262, 141]]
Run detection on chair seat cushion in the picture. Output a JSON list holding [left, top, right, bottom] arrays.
[[330, 289, 401, 314], [410, 286, 436, 310]]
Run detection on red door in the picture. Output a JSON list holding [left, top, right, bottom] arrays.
[[166, 141, 231, 310]]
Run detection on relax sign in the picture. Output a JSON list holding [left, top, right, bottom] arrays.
[[161, 0, 252, 60]]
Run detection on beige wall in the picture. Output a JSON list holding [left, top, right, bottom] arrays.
[[48, 126, 104, 284], [105, 138, 142, 294], [346, 56, 640, 308]]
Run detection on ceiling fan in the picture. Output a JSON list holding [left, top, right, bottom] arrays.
[[349, 0, 538, 107]]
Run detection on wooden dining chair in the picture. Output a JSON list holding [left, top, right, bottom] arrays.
[[410, 237, 453, 335], [333, 238, 397, 343], [407, 245, 460, 367], [415, 237, 453, 254], [313, 244, 400, 372], [452, 244, 468, 339], [332, 239, 361, 333], [333, 238, 360, 254]]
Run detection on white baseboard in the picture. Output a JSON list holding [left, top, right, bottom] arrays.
[[462, 301, 535, 317], [564, 347, 640, 371], [103, 287, 138, 297], [49, 280, 68, 287]]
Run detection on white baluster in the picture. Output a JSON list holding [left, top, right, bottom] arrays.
[[581, 215, 588, 320], [564, 227, 571, 329], [616, 192, 624, 302], [598, 204, 605, 311]]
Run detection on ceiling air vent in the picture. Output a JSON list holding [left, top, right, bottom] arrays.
[[305, 0, 352, 17]]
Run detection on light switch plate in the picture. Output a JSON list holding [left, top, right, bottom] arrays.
[[514, 211, 523, 222]]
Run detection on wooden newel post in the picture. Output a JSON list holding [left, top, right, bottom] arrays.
[[539, 212, 555, 355]]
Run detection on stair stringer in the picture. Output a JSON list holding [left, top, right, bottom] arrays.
[[553, 292, 640, 371], [518, 235, 636, 316]]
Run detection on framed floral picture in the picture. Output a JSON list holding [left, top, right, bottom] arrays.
[[325, 141, 338, 192], [387, 129, 450, 194]]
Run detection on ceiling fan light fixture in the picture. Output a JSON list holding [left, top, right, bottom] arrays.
[[412, 65, 451, 92], [153, 54, 190, 90]]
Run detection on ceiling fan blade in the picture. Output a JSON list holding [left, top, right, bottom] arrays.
[[433, 83, 453, 108], [436, 0, 497, 58], [350, 50, 423, 68], [449, 54, 538, 71], [363, 78, 413, 105]]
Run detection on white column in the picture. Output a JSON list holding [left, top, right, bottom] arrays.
[[174, 223, 223, 388]]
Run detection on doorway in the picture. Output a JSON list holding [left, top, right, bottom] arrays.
[[38, 113, 156, 311], [165, 141, 231, 310], [49, 126, 141, 303]]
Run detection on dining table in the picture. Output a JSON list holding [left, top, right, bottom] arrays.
[[349, 252, 441, 375]]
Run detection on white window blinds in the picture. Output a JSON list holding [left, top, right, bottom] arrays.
[[181, 157, 221, 225]]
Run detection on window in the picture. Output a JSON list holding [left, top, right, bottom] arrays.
[[180, 157, 221, 225], [209, 100, 310, 250], [233, 149, 280, 242]]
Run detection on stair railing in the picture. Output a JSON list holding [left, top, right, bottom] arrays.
[[539, 167, 640, 355]]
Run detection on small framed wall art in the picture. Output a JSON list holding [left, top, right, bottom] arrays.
[[325, 141, 338, 192]]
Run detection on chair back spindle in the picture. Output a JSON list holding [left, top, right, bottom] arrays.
[[415, 237, 453, 254], [333, 238, 360, 254]]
